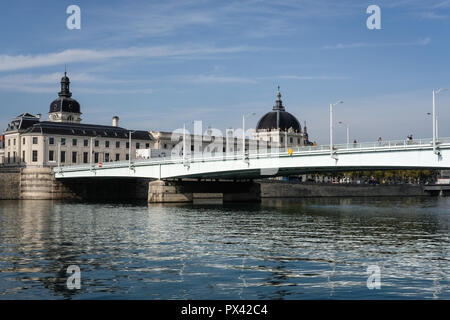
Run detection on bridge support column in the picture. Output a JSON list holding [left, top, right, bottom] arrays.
[[148, 180, 261, 203], [148, 180, 193, 203]]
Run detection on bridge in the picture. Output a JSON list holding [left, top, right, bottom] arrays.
[[52, 137, 450, 202], [54, 137, 450, 179]]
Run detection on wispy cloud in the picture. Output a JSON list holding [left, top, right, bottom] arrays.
[[0, 45, 256, 72], [0, 72, 150, 94], [322, 38, 431, 50], [170, 75, 258, 84]]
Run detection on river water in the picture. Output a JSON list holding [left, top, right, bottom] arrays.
[[0, 197, 449, 299]]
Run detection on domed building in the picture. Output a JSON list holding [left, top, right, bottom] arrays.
[[48, 72, 82, 123], [2, 71, 153, 167], [253, 87, 312, 148]]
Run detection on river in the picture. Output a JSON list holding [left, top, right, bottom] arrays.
[[0, 197, 449, 299]]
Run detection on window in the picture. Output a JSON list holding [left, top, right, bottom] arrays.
[[72, 139, 77, 146], [7, 152, 10, 163], [146, 143, 150, 148], [32, 137, 38, 144], [13, 152, 16, 162], [126, 154, 129, 161], [297, 138, 300, 144], [163, 144, 167, 149], [116, 141, 120, 148], [280, 137, 284, 143], [115, 153, 120, 161], [22, 151, 25, 162], [8, 139, 10, 146], [32, 150, 38, 162], [290, 137, 293, 143], [61, 138, 66, 146], [49, 137, 54, 145], [94, 152, 99, 163], [105, 141, 110, 148], [61, 151, 66, 163], [136, 142, 140, 149], [84, 139, 89, 147], [83, 152, 88, 164], [95, 140, 99, 147], [49, 150, 54, 161], [191, 145, 194, 151], [23, 138, 25, 145], [13, 139, 16, 146], [126, 142, 130, 149], [72, 152, 77, 163], [105, 153, 110, 162]]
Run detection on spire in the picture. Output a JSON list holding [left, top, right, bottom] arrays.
[[58, 70, 72, 98], [273, 85, 285, 111]]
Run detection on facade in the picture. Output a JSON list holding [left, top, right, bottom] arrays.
[[149, 128, 248, 159], [252, 88, 312, 149], [2, 73, 153, 167]]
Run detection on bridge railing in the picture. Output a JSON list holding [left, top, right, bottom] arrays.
[[54, 137, 450, 172]]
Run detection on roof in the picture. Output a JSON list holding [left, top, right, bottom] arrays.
[[256, 88, 301, 132], [21, 121, 153, 140], [256, 111, 301, 132], [5, 113, 40, 132], [49, 96, 81, 114]]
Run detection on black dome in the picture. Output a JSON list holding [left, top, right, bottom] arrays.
[[49, 97, 81, 114], [49, 71, 81, 114], [256, 110, 300, 132], [256, 87, 301, 132]]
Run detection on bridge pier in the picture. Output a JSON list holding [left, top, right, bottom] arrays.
[[148, 179, 261, 203]]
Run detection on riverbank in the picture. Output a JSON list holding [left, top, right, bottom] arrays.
[[259, 180, 429, 198], [1, 167, 438, 201]]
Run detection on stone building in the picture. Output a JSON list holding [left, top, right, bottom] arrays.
[[253, 87, 312, 149], [2, 72, 153, 167]]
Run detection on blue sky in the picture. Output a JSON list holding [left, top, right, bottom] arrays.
[[0, 0, 449, 144]]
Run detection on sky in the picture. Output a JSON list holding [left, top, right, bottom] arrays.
[[0, 0, 449, 144]]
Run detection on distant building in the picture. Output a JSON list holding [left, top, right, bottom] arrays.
[[253, 87, 312, 148], [2, 76, 315, 168], [2, 72, 153, 167]]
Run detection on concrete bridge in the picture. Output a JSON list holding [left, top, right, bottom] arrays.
[[53, 137, 450, 202]]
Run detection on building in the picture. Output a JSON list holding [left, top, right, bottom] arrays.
[[253, 87, 312, 148], [2, 72, 153, 167]]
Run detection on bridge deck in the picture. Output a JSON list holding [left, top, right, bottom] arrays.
[[53, 137, 450, 179]]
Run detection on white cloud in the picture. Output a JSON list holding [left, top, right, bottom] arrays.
[[0, 45, 256, 72], [170, 75, 258, 84], [322, 38, 431, 50]]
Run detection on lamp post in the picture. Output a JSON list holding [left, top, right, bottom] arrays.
[[432, 88, 447, 155], [338, 121, 350, 145], [57, 142, 61, 169], [330, 101, 344, 158], [242, 112, 256, 161], [129, 130, 136, 168], [89, 135, 102, 170]]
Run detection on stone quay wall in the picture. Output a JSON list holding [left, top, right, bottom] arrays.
[[259, 180, 427, 198]]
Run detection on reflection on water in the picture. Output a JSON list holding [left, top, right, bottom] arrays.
[[0, 197, 449, 299]]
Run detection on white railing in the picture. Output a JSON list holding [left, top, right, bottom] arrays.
[[54, 137, 450, 173]]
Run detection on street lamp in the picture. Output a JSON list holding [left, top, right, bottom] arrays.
[[129, 130, 136, 168], [432, 88, 447, 155], [242, 112, 256, 161], [330, 101, 344, 158], [89, 135, 103, 170], [338, 121, 350, 145]]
